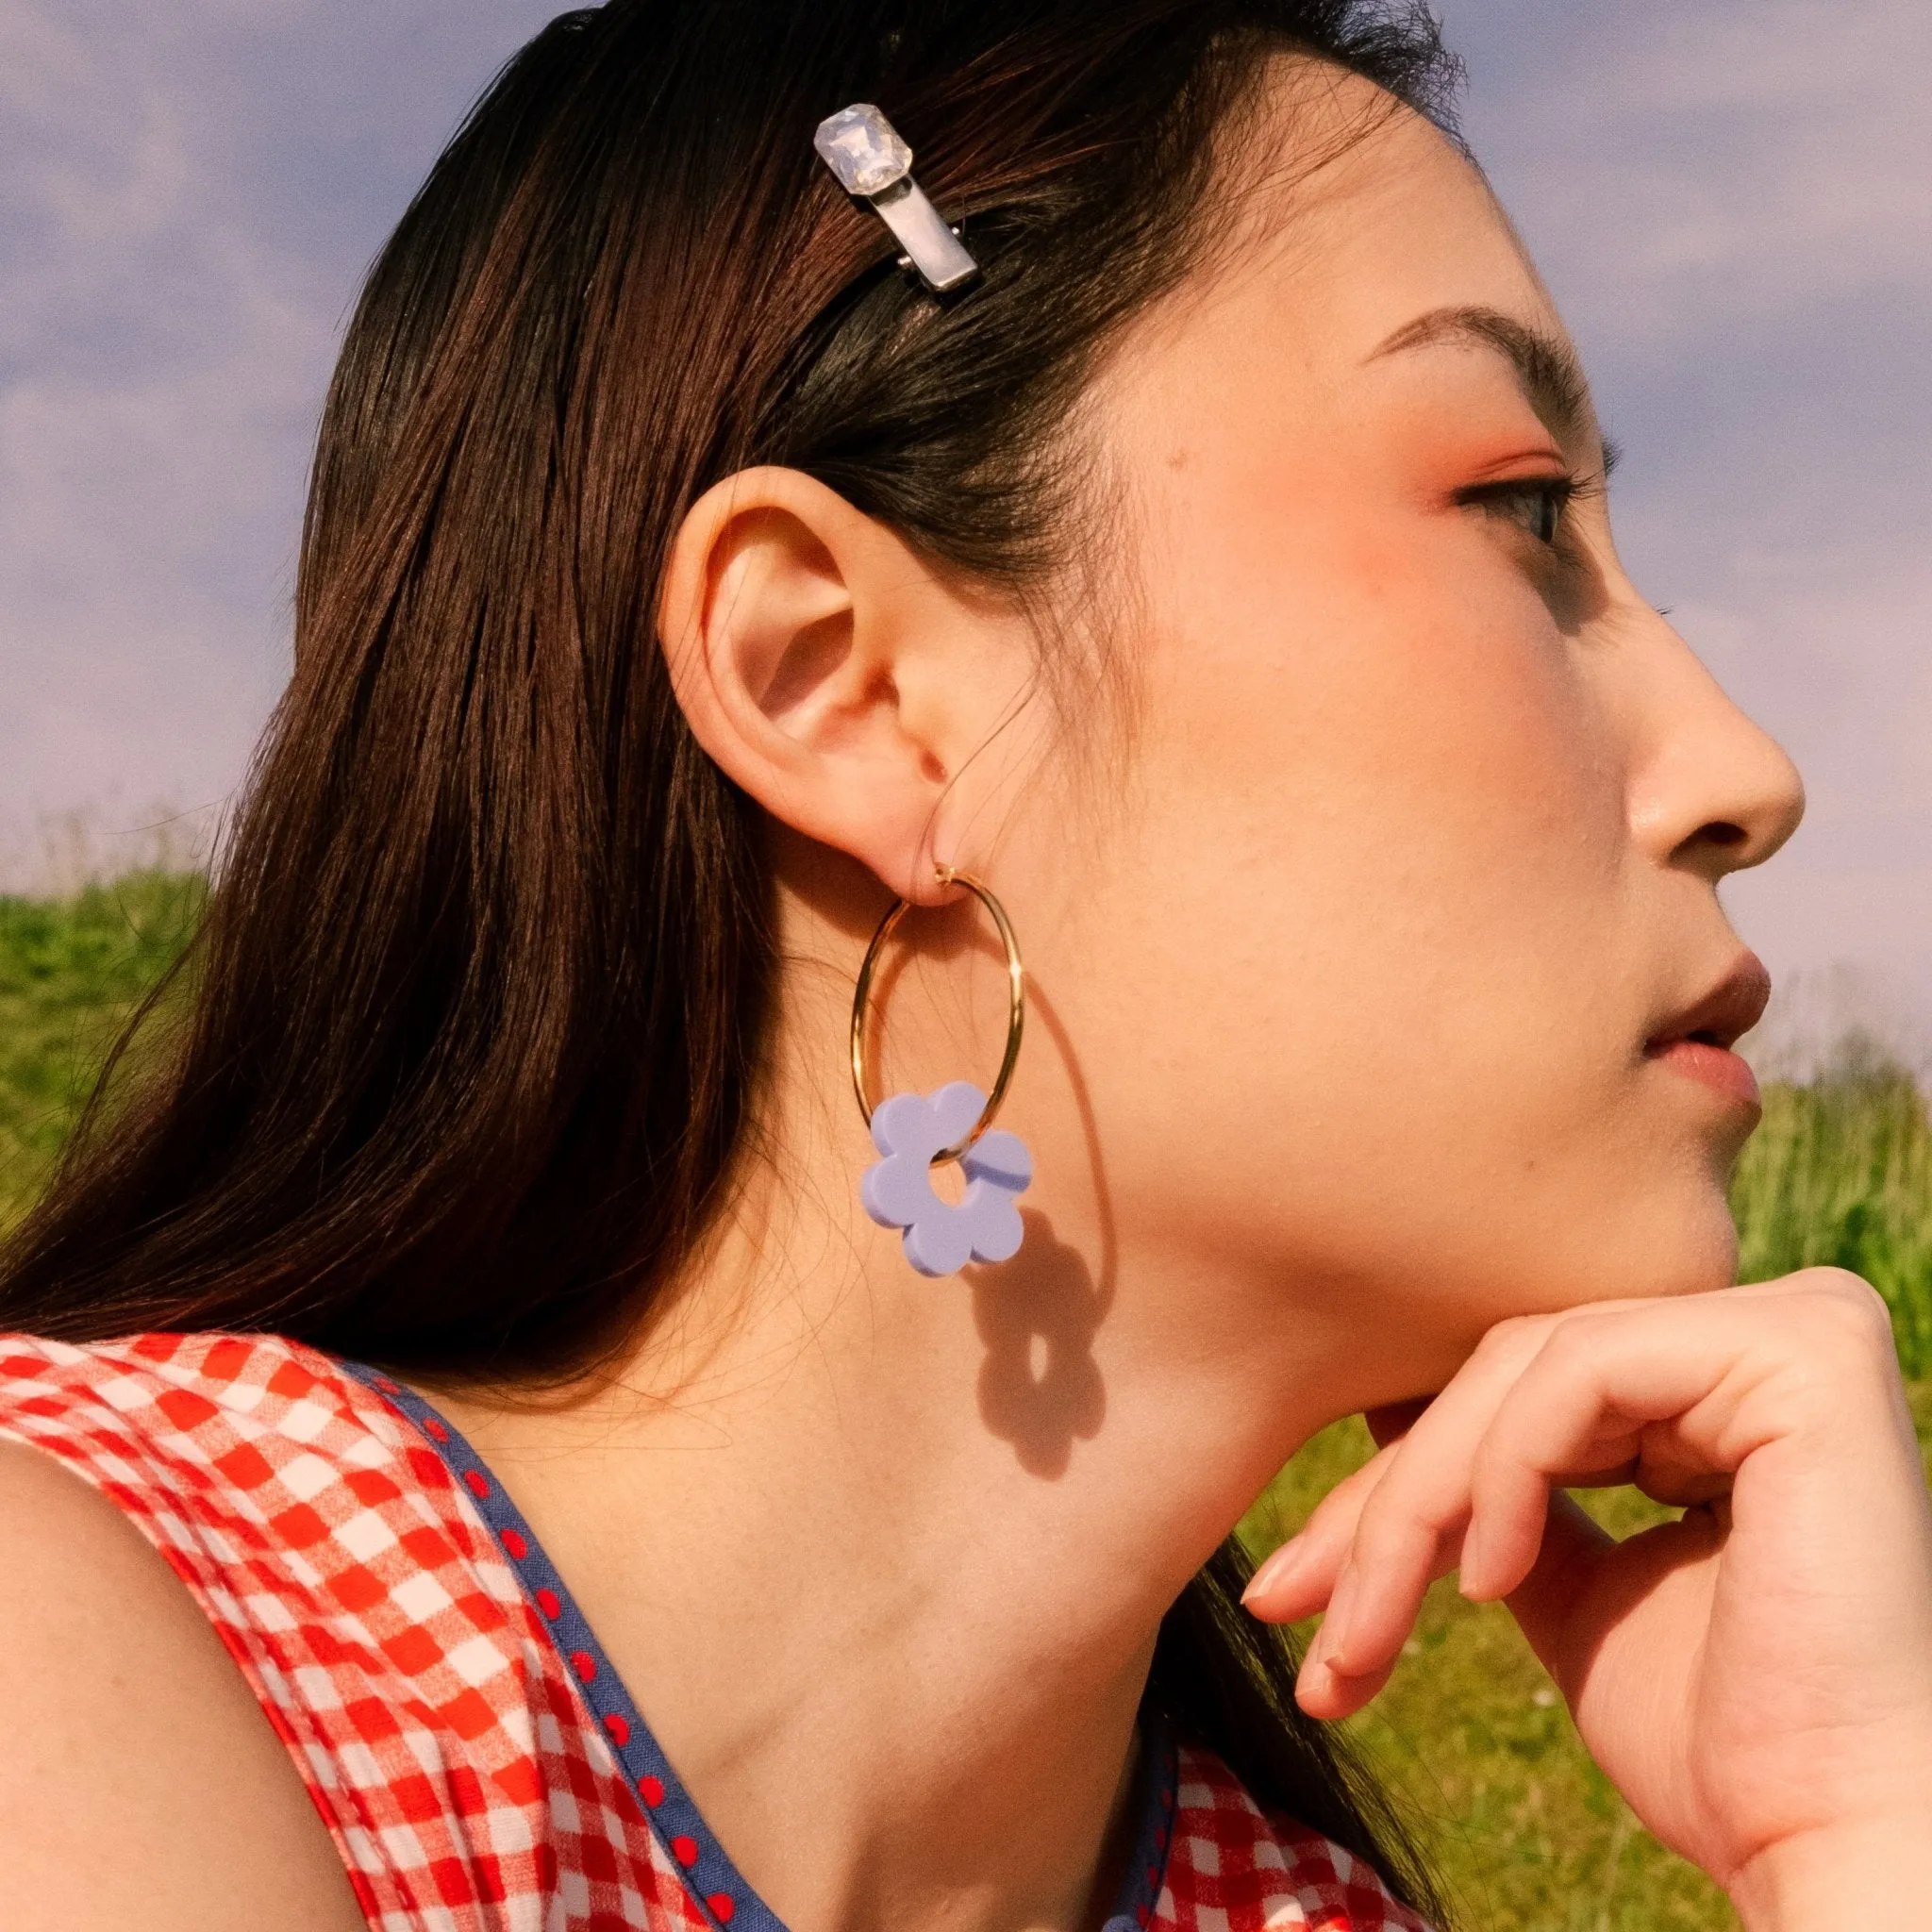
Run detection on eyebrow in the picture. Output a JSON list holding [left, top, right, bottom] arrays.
[[1369, 305, 1600, 456]]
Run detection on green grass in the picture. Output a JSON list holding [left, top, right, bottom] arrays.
[[1731, 1067, 1932, 1374], [1240, 1389, 1932, 1931], [1241, 1071, 1932, 1929], [1241, 1432, 1723, 1931], [0, 871, 204, 1229], [3, 874, 1930, 1927]]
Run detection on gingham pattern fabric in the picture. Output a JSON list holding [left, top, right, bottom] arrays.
[[1163, 1756, 1434, 1931], [0, 1331, 1431, 1932]]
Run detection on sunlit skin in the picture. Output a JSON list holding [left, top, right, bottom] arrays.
[[3, 58, 1929, 1932]]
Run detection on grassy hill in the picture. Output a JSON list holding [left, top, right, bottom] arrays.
[[3, 873, 1929, 1928], [0, 871, 203, 1224], [1256, 1071, 1932, 1929], [1241, 1387, 1932, 1930]]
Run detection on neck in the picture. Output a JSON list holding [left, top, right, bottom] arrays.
[[432, 898, 1337, 1932]]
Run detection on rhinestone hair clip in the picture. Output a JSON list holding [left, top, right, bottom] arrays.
[[813, 103, 979, 294]]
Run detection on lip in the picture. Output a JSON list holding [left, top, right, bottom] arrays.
[[1643, 953, 1772, 1112], [1648, 1036, 1762, 1108]]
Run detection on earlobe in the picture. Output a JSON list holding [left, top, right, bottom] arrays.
[[658, 468, 982, 903]]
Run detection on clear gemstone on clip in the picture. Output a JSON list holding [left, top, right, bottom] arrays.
[[814, 104, 913, 197]]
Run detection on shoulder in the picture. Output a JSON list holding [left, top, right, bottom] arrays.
[[0, 1326, 411, 1455], [0, 1329, 484, 1570], [1161, 1745, 1437, 1932], [0, 1328, 536, 1727], [0, 1434, 367, 1929], [0, 1331, 676, 1927], [0, 1331, 551, 1925]]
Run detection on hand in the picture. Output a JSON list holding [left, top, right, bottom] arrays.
[[1242, 1272, 1932, 1924]]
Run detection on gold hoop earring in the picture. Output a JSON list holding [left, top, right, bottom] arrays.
[[849, 866, 1034, 1277]]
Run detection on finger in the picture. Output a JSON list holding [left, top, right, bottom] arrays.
[[1620, 1411, 1740, 1507], [1692, 1492, 1735, 1537], [1295, 1558, 1408, 1716], [1459, 1298, 1776, 1600], [1243, 1443, 1398, 1624], [1364, 1397, 1433, 1448], [1505, 1490, 1722, 1704], [1251, 1393, 1463, 1624], [1314, 1317, 1559, 1676], [1496, 1487, 1614, 1671], [1295, 1625, 1401, 1721]]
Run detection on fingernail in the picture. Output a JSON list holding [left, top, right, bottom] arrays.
[[1242, 1536, 1307, 1605], [1459, 1524, 1487, 1600], [1320, 1568, 1361, 1672]]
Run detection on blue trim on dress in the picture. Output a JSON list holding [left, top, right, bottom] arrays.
[[341, 1360, 1177, 1929]]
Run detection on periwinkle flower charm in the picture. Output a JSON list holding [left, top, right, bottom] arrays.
[[861, 1081, 1033, 1277]]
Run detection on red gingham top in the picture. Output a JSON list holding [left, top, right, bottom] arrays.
[[0, 1331, 1433, 1932]]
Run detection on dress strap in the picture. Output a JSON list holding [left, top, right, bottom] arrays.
[[341, 1361, 1179, 1930]]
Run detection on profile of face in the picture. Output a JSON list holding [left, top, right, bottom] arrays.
[[663, 61, 1807, 1424]]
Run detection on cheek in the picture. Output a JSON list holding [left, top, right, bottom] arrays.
[[1056, 471, 1685, 1312], [1143, 479, 1624, 955]]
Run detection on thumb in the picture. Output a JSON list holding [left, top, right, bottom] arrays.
[[1499, 1491, 1613, 1689], [1505, 1491, 1720, 1702]]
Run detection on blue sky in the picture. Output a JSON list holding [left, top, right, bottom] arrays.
[[2, 1, 1927, 1041]]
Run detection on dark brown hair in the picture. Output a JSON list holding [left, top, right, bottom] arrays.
[[3, 1, 1459, 1913]]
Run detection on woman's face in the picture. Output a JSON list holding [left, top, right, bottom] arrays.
[[998, 71, 1805, 1403]]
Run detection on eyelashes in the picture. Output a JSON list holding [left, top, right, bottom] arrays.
[[1455, 474, 1585, 548]]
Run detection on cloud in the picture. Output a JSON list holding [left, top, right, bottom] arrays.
[[4, 0, 1928, 1031], [0, 0, 558, 868], [1695, 555, 1932, 1000], [1446, 0, 1932, 334], [1440, 0, 1932, 1021]]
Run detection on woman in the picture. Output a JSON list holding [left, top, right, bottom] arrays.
[[1, 1, 1926, 1926]]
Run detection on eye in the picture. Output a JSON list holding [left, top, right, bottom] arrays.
[[1457, 475, 1578, 548]]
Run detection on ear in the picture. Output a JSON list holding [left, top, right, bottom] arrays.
[[658, 467, 1027, 905]]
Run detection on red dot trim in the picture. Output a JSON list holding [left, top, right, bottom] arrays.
[[500, 1528, 528, 1560], [570, 1649, 596, 1683], [461, 1469, 490, 1498], [671, 1834, 699, 1867], [603, 1712, 630, 1746], [640, 1775, 665, 1807], [707, 1894, 737, 1923], [535, 1589, 562, 1621]]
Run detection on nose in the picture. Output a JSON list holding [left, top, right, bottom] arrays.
[[1622, 610, 1806, 885]]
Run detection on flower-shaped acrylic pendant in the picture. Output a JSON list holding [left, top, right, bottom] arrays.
[[860, 1081, 1033, 1277]]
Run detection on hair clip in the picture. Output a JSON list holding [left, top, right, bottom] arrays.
[[814, 104, 979, 295]]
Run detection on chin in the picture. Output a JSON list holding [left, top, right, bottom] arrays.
[[1576, 1186, 1743, 1307], [1460, 1171, 1742, 1330]]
